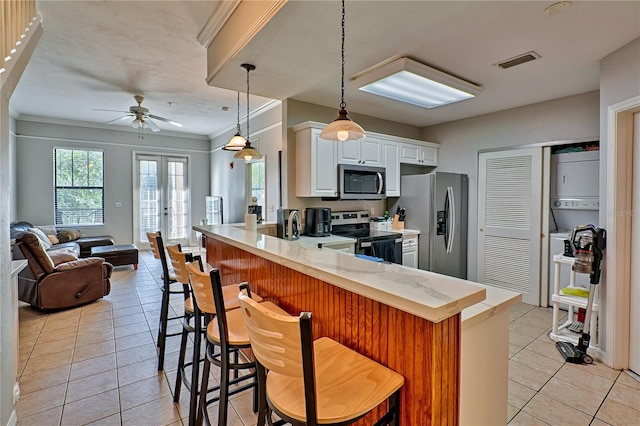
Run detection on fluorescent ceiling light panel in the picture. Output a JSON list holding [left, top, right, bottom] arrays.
[[353, 57, 482, 109]]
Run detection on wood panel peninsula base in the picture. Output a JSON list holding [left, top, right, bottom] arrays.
[[195, 224, 519, 425]]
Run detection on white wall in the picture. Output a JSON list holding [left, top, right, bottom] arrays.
[[15, 120, 210, 245], [421, 91, 600, 281], [210, 102, 283, 224], [598, 37, 640, 360], [9, 115, 17, 222]]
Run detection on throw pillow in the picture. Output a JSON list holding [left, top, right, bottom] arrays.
[[36, 225, 58, 236], [57, 229, 81, 242], [28, 227, 52, 250], [47, 235, 59, 244]]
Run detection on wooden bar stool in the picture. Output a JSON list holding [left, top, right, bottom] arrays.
[[147, 231, 185, 371], [238, 287, 404, 426], [167, 245, 262, 426], [186, 263, 287, 426]]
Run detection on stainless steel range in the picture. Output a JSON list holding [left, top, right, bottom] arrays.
[[331, 210, 402, 264]]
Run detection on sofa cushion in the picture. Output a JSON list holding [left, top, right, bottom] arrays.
[[28, 227, 53, 250], [49, 243, 80, 257], [36, 225, 58, 236], [55, 257, 103, 271], [20, 232, 55, 274]]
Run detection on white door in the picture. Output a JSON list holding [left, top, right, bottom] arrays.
[[630, 112, 640, 375], [478, 148, 543, 305], [134, 154, 190, 248]]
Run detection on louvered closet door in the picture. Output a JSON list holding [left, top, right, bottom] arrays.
[[478, 148, 542, 305]]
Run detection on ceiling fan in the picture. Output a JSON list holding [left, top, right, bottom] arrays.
[[94, 95, 182, 138]]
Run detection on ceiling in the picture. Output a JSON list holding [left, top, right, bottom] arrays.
[[10, 1, 640, 137]]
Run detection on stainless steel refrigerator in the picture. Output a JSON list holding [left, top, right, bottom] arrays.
[[389, 172, 468, 278]]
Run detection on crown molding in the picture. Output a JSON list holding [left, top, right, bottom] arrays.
[[197, 0, 242, 48], [209, 99, 281, 139]]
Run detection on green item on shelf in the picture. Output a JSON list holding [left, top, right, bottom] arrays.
[[561, 286, 590, 298]]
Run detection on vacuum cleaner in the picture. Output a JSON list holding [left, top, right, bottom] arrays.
[[555, 225, 606, 364]]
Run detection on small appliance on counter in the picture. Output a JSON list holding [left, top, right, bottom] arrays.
[[304, 207, 331, 237], [277, 208, 300, 241]]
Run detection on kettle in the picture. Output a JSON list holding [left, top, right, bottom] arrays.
[[287, 210, 300, 241]]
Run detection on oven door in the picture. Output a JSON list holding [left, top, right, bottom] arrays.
[[338, 164, 386, 200], [357, 236, 402, 264]]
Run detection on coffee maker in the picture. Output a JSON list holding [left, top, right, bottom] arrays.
[[304, 207, 331, 237], [276, 208, 300, 240]]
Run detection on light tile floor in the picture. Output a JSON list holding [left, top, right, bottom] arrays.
[[15, 250, 640, 425]]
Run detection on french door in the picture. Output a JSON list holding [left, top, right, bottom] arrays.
[[134, 153, 190, 248]]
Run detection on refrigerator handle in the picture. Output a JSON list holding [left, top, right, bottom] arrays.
[[446, 186, 455, 254], [376, 172, 384, 194]]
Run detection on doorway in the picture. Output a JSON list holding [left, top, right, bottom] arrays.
[[133, 153, 191, 248]]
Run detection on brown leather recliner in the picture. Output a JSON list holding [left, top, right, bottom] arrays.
[[16, 232, 112, 310]]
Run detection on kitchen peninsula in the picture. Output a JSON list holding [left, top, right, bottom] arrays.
[[194, 224, 520, 425]]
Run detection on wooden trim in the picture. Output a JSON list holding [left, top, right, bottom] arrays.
[[206, 237, 460, 425]]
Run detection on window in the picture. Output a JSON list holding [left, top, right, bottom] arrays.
[[247, 159, 266, 212], [54, 148, 104, 226]]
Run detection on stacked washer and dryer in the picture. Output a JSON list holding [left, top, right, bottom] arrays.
[[547, 149, 600, 307]]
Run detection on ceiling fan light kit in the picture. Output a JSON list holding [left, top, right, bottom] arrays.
[[95, 95, 182, 139], [223, 91, 247, 151], [320, 0, 365, 142], [353, 57, 482, 109], [233, 63, 262, 161]]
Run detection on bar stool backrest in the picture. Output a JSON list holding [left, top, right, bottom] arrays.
[[186, 261, 218, 315], [147, 231, 162, 259], [167, 245, 203, 284], [238, 292, 307, 378]]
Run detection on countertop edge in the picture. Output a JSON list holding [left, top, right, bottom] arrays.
[[196, 225, 489, 323]]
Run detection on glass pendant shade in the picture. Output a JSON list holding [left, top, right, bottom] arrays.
[[223, 91, 247, 151], [233, 141, 261, 161], [320, 108, 365, 141], [223, 132, 247, 151], [322, 0, 365, 142]]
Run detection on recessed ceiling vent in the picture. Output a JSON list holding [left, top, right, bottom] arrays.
[[494, 51, 541, 70]]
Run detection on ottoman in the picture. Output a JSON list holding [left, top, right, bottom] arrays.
[[91, 244, 139, 269]]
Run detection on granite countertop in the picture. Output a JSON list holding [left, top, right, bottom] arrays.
[[297, 234, 357, 247], [195, 224, 488, 323]]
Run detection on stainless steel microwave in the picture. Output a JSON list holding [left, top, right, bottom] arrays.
[[338, 164, 386, 200]]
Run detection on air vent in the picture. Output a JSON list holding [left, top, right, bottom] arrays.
[[494, 51, 541, 70]]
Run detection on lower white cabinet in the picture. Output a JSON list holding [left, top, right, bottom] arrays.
[[402, 234, 419, 268]]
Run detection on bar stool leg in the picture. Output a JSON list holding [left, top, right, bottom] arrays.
[[189, 312, 202, 426], [173, 313, 191, 403], [196, 348, 211, 426], [218, 341, 230, 426], [157, 287, 170, 371], [255, 363, 267, 426]]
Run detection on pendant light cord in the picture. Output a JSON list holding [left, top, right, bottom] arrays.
[[246, 66, 250, 141], [236, 91, 241, 133], [340, 0, 346, 110]]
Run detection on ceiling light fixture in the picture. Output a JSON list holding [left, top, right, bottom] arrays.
[[234, 63, 262, 162], [319, 0, 365, 142], [352, 57, 482, 109], [222, 91, 247, 151]]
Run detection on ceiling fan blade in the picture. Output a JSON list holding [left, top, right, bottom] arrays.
[[105, 114, 134, 125], [93, 109, 131, 113], [148, 114, 183, 128], [145, 118, 161, 132]]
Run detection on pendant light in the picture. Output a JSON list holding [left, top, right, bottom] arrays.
[[234, 63, 262, 161], [319, 0, 365, 142], [222, 91, 247, 151]]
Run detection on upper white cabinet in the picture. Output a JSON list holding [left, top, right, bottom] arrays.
[[400, 142, 438, 166], [383, 141, 400, 197], [294, 123, 338, 197], [293, 121, 439, 197], [337, 136, 382, 166]]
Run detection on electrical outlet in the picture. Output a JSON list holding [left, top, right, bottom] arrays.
[[114, 202, 122, 208]]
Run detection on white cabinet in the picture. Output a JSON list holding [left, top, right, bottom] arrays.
[[294, 124, 338, 197], [400, 142, 438, 166], [337, 136, 382, 166], [549, 254, 599, 348], [383, 141, 400, 197], [402, 234, 419, 268]]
